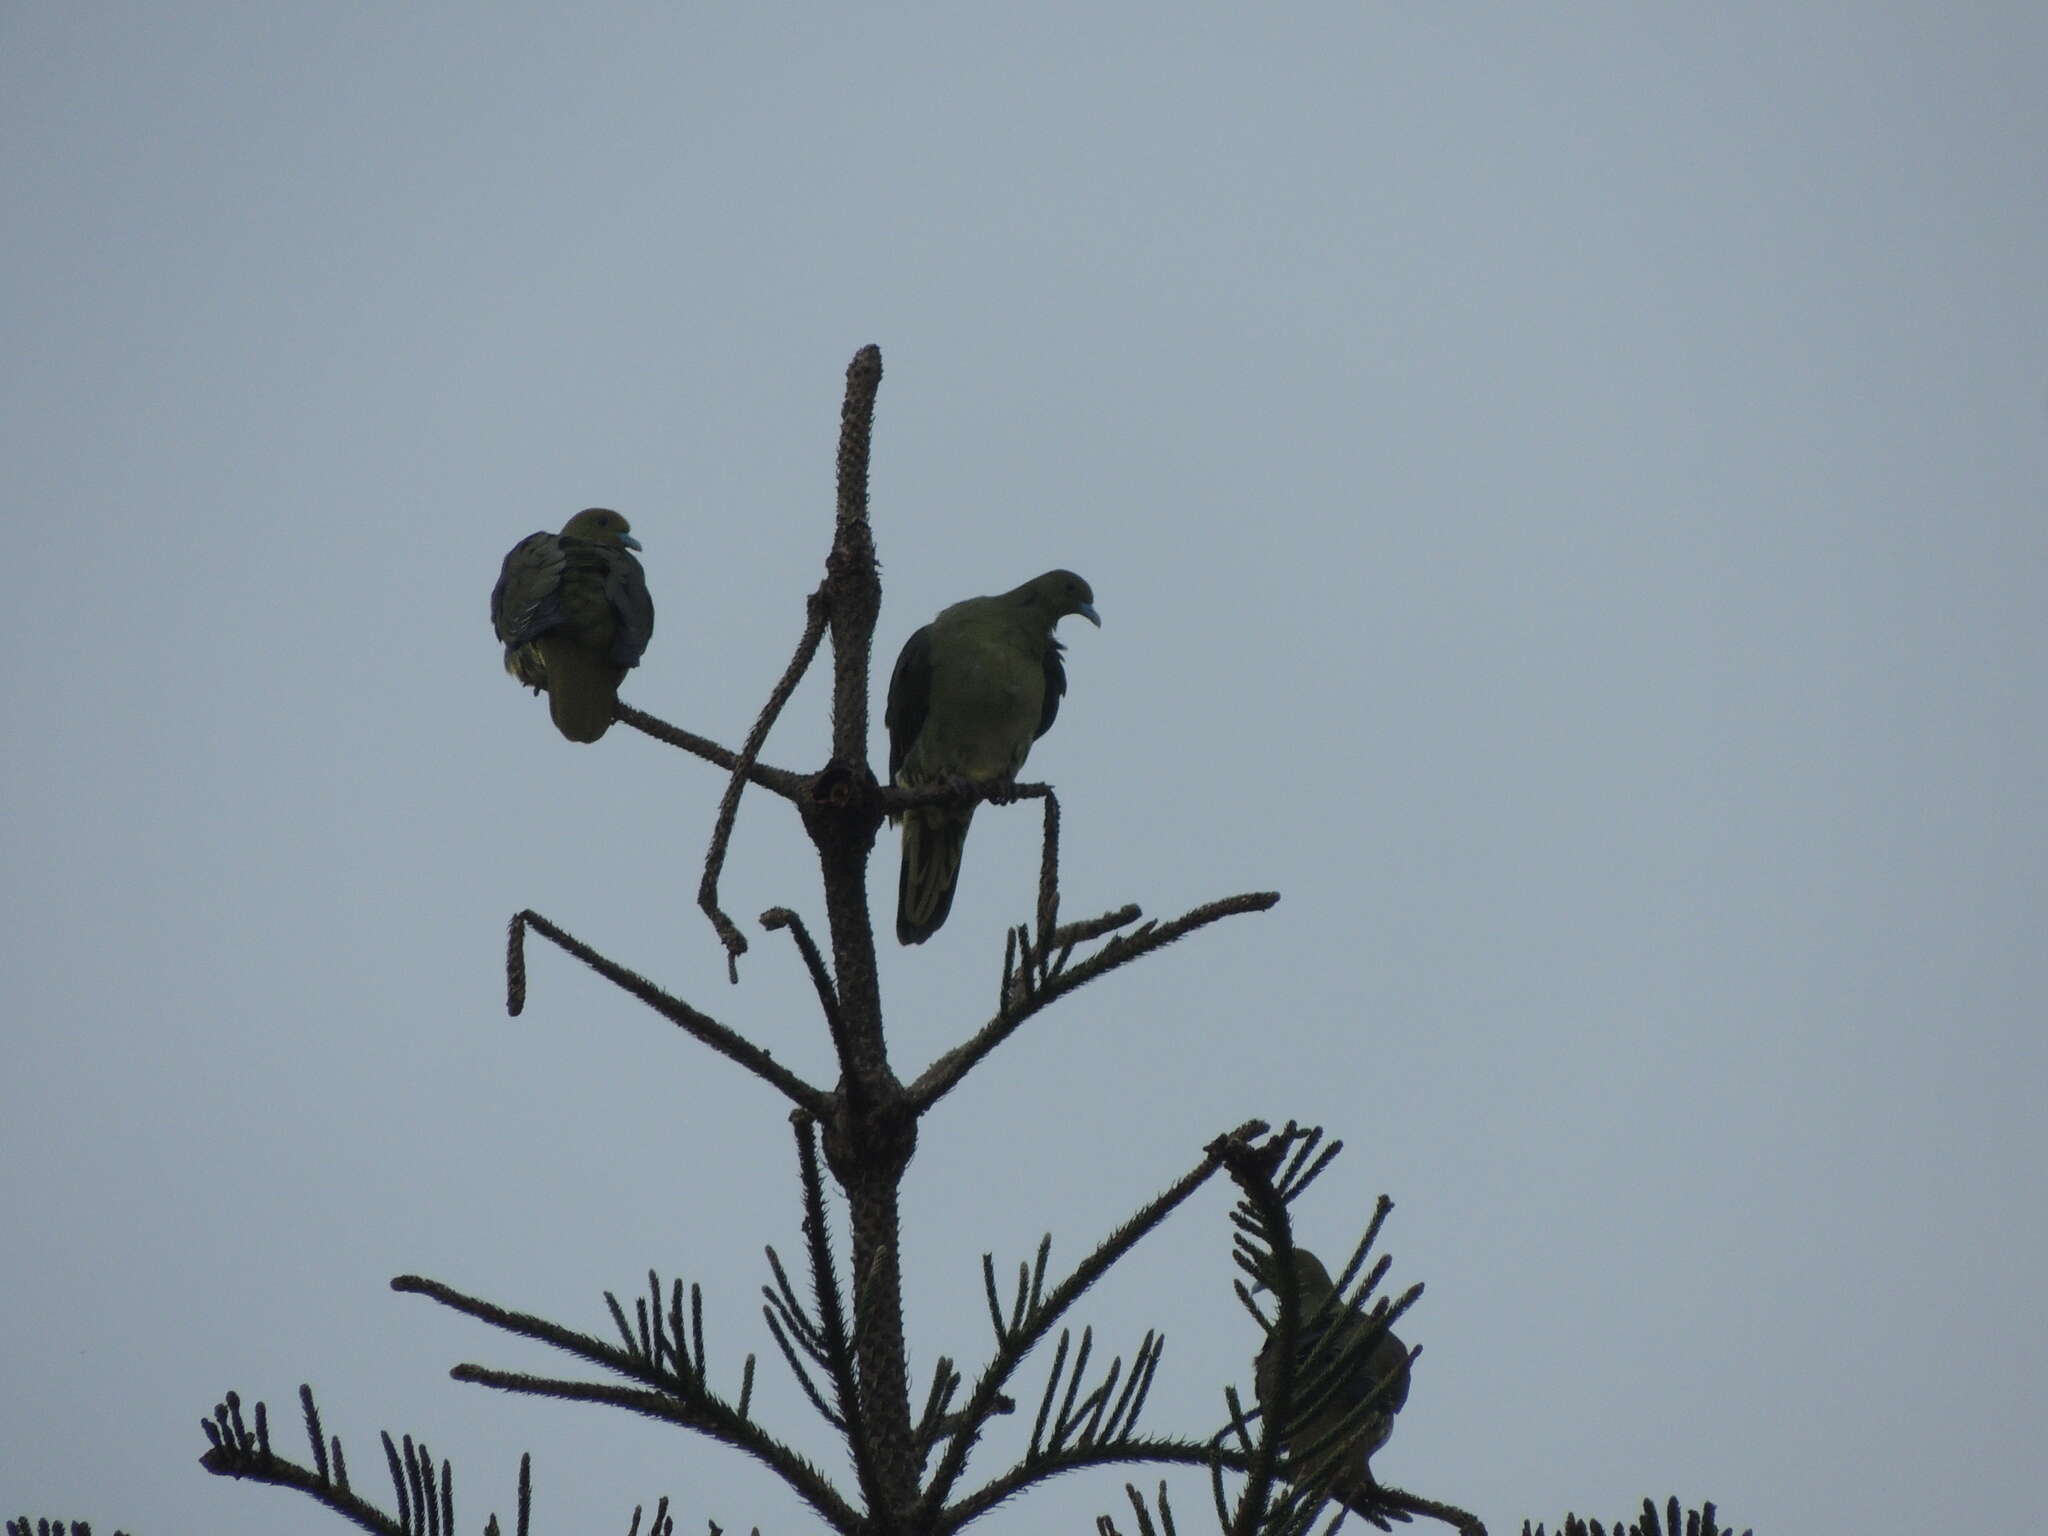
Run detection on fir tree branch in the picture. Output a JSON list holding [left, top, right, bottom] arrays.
[[505, 909, 827, 1114], [906, 894, 1280, 1112], [791, 1116, 883, 1510], [446, 1367, 860, 1531], [761, 908, 846, 1058], [195, 1385, 532, 1536], [921, 1127, 1259, 1521], [392, 1274, 859, 1528]]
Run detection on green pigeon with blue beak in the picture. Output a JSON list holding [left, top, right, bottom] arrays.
[[885, 569, 1100, 944], [492, 507, 654, 742]]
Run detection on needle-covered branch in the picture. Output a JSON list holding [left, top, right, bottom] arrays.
[[789, 1115, 885, 1511], [196, 1384, 533, 1536], [827, 344, 884, 767], [446, 1365, 857, 1530], [393, 1275, 859, 1529], [921, 1125, 1262, 1522], [936, 1438, 1230, 1534], [908, 892, 1280, 1113], [504, 909, 827, 1115]]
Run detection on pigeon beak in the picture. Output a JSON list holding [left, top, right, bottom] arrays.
[[1076, 602, 1101, 628], [621, 533, 644, 551]]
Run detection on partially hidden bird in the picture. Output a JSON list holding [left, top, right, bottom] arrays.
[[1254, 1247, 1413, 1508], [491, 508, 654, 743], [885, 569, 1100, 945]]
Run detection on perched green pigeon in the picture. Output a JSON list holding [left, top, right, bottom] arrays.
[[885, 569, 1100, 945], [1254, 1248, 1412, 1507], [491, 508, 654, 742]]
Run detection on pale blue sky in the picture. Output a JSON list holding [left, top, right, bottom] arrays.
[[5, 5, 2044, 1533]]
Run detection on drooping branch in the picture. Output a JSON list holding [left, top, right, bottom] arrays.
[[601, 1271, 736, 1405], [392, 1274, 861, 1530], [1213, 1126, 1330, 1536], [699, 588, 831, 977], [505, 909, 828, 1115], [447, 1365, 859, 1531], [908, 892, 1281, 1113]]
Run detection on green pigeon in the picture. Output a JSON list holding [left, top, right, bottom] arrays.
[[491, 508, 654, 742], [1254, 1248, 1412, 1507], [885, 569, 1100, 945]]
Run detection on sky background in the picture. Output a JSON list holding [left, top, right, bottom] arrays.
[[5, 5, 2044, 1533]]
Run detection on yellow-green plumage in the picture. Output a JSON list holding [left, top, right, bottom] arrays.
[[885, 569, 1099, 945], [1254, 1248, 1412, 1506], [491, 508, 654, 743]]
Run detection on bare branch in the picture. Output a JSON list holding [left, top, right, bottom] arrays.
[[506, 909, 827, 1115], [200, 1436, 409, 1536], [615, 703, 808, 799], [446, 1365, 860, 1531], [907, 892, 1280, 1112], [700, 591, 832, 977]]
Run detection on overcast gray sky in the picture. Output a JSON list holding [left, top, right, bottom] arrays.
[[6, 5, 2044, 1533]]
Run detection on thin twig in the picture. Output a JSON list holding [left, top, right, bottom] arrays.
[[199, 1439, 410, 1535], [699, 590, 831, 977]]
